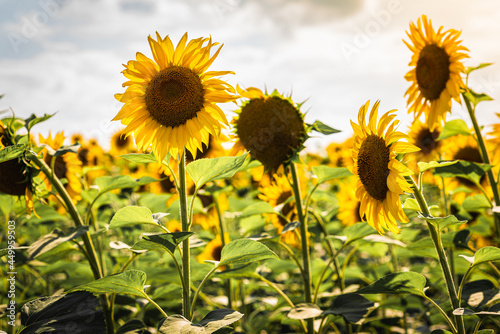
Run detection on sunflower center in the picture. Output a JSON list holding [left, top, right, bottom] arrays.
[[0, 158, 27, 196], [357, 134, 390, 201], [237, 96, 305, 171], [416, 44, 450, 100], [145, 66, 205, 128], [115, 134, 130, 148], [416, 127, 440, 155]]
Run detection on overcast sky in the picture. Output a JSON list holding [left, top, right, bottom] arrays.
[[1, 0, 499, 151]]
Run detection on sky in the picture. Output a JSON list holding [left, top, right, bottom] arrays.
[[1, 0, 499, 152]]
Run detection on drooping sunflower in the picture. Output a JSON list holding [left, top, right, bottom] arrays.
[[113, 32, 236, 161], [232, 86, 307, 172], [404, 15, 469, 130], [350, 101, 419, 234], [0, 120, 35, 214], [39, 132, 83, 201]]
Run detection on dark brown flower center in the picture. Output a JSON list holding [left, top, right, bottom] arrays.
[[453, 145, 485, 187], [236, 96, 305, 171], [145, 66, 205, 128], [211, 244, 222, 261], [416, 44, 450, 100], [0, 158, 27, 196], [357, 134, 390, 201], [415, 127, 440, 156], [114, 133, 130, 148]]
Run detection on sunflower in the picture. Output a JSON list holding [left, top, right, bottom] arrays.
[[0, 120, 35, 214], [404, 15, 469, 130], [337, 176, 362, 227], [109, 129, 135, 157], [232, 86, 307, 172], [326, 137, 354, 168], [441, 134, 492, 203], [74, 137, 106, 184], [488, 113, 500, 165], [258, 172, 305, 248], [350, 101, 419, 234], [197, 233, 229, 265], [39, 132, 83, 201], [112, 32, 236, 161], [185, 134, 227, 163]]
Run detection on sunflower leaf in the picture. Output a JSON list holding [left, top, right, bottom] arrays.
[[307, 120, 340, 135], [239, 202, 276, 218], [356, 271, 427, 297], [218, 239, 279, 268], [95, 175, 160, 194], [433, 160, 492, 185], [132, 232, 194, 255], [466, 63, 493, 75], [158, 309, 243, 334], [25, 113, 56, 132], [470, 246, 500, 268], [417, 161, 458, 173], [187, 153, 249, 190], [70, 269, 149, 298], [463, 88, 493, 108], [325, 294, 378, 325], [437, 119, 471, 140], [312, 166, 352, 184], [53, 143, 80, 156], [418, 213, 466, 231], [109, 206, 164, 229], [462, 194, 492, 211], [120, 152, 171, 165], [0, 143, 26, 163]]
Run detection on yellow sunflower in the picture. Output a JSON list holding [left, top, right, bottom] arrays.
[[113, 32, 236, 161], [197, 233, 229, 265], [232, 86, 307, 172], [109, 129, 135, 157], [350, 101, 419, 234], [185, 134, 228, 164], [326, 137, 354, 168], [39, 132, 83, 201], [488, 113, 500, 165], [337, 176, 362, 227], [404, 15, 469, 130]]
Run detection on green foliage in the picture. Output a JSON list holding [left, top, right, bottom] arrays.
[[437, 119, 471, 140], [158, 309, 243, 334], [312, 165, 352, 184], [356, 272, 427, 297], [71, 270, 149, 298], [218, 239, 279, 268], [187, 153, 249, 190]]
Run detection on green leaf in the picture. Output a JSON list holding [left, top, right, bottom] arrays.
[[239, 201, 276, 218], [417, 161, 458, 173], [430, 330, 453, 334], [453, 308, 500, 318], [356, 272, 427, 297], [307, 120, 340, 135], [288, 303, 323, 320], [466, 63, 493, 75], [187, 153, 249, 190], [0, 143, 26, 163], [216, 263, 260, 279], [19, 291, 106, 334], [433, 160, 491, 185], [463, 88, 493, 108], [95, 175, 159, 194], [71, 269, 148, 298], [109, 206, 162, 229], [418, 214, 467, 231], [120, 152, 171, 165], [218, 239, 279, 268], [312, 166, 352, 184], [27, 227, 88, 260], [334, 222, 377, 246], [463, 194, 492, 211], [437, 119, 471, 140], [53, 143, 80, 156], [158, 309, 243, 334], [403, 198, 420, 211], [326, 294, 378, 325], [25, 113, 55, 132], [132, 232, 194, 255], [462, 280, 499, 308], [471, 246, 500, 267]]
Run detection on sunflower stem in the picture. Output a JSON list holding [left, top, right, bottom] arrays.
[[462, 91, 500, 240], [178, 149, 191, 319], [289, 163, 314, 334], [214, 194, 233, 310], [406, 175, 465, 334], [30, 152, 114, 334]]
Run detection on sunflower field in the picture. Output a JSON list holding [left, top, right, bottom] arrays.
[[2, 15, 500, 334]]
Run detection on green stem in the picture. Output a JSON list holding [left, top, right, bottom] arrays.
[[178, 149, 191, 319], [30, 152, 113, 333], [422, 295, 458, 334], [407, 175, 465, 334], [145, 294, 168, 318], [289, 163, 314, 334], [256, 274, 307, 333], [190, 265, 219, 318], [277, 241, 305, 278], [472, 318, 485, 334], [214, 195, 233, 310], [462, 92, 500, 239]]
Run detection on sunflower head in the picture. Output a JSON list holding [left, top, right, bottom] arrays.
[[109, 129, 135, 157], [404, 15, 469, 130], [232, 86, 307, 172], [350, 101, 419, 234], [113, 32, 236, 162]]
